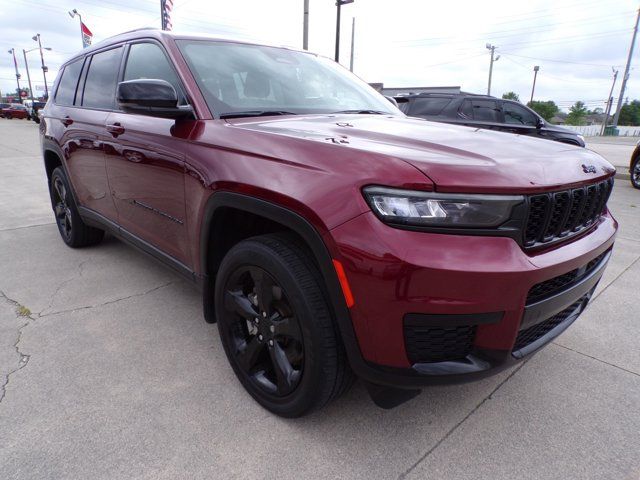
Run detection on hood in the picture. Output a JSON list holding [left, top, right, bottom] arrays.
[[227, 114, 615, 193]]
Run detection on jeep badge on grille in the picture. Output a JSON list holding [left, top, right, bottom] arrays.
[[582, 164, 597, 174]]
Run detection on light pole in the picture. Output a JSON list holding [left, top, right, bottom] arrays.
[[335, 0, 354, 63], [303, 0, 309, 50], [22, 49, 35, 103], [7, 48, 21, 100], [349, 17, 356, 72], [486, 43, 500, 96], [68, 9, 84, 48], [530, 65, 540, 104], [23, 47, 51, 102], [32, 34, 49, 99]]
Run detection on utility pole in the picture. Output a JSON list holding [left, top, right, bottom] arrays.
[[303, 0, 309, 50], [335, 0, 354, 62], [8, 48, 21, 100], [22, 49, 35, 103], [349, 17, 355, 72], [486, 43, 499, 96], [601, 68, 619, 135], [530, 66, 540, 103], [32, 34, 49, 99], [612, 7, 639, 128]]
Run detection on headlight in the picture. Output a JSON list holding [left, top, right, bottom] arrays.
[[363, 186, 524, 228]]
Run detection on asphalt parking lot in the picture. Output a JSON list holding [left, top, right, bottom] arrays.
[[0, 118, 639, 480]]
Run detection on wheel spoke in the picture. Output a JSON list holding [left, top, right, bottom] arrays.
[[236, 336, 264, 372], [250, 268, 275, 316], [271, 315, 300, 340], [269, 341, 298, 394], [225, 289, 258, 320], [54, 179, 66, 202], [54, 203, 65, 218]]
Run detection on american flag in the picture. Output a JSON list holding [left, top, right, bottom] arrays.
[[161, 0, 173, 31]]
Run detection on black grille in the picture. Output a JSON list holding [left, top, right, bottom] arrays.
[[524, 178, 613, 248], [404, 325, 475, 364], [526, 250, 608, 304], [513, 297, 586, 352]]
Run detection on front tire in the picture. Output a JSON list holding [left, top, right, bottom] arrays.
[[631, 156, 640, 189], [50, 167, 104, 248], [215, 233, 353, 417]]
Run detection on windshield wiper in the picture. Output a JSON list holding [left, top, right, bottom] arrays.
[[219, 110, 297, 119], [332, 109, 387, 115]]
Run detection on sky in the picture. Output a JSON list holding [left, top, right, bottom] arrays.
[[0, 0, 638, 113]]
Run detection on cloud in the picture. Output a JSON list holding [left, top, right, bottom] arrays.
[[1, 0, 637, 112]]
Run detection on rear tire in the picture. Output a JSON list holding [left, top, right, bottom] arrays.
[[215, 233, 354, 417], [50, 167, 104, 248], [631, 156, 640, 190]]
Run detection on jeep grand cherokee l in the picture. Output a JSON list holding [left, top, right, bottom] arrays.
[[40, 30, 617, 417]]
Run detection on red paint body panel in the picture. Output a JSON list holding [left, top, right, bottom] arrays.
[[329, 211, 616, 368]]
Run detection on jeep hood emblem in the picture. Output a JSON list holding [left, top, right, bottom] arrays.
[[582, 164, 597, 174]]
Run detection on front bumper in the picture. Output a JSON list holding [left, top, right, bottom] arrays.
[[328, 210, 616, 388]]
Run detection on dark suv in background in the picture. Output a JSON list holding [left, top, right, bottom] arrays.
[[41, 29, 615, 417], [396, 93, 586, 147]]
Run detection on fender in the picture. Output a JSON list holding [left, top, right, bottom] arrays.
[[198, 191, 365, 366]]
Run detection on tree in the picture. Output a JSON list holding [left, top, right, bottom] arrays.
[[617, 100, 640, 126], [565, 101, 588, 125], [502, 91, 520, 102], [527, 100, 559, 122]]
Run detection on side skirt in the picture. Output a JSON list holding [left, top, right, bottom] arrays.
[[78, 206, 200, 288]]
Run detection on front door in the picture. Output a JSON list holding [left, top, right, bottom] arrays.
[[104, 41, 191, 266]]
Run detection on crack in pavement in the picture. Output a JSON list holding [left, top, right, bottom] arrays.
[[37, 259, 92, 317], [38, 281, 179, 318], [0, 291, 35, 405], [0, 222, 55, 233], [0, 280, 178, 404], [397, 359, 530, 480], [552, 342, 640, 378]]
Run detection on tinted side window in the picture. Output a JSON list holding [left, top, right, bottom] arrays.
[[503, 102, 538, 126], [55, 59, 84, 106], [82, 47, 123, 109], [124, 42, 185, 103], [471, 100, 499, 122], [408, 97, 452, 116]]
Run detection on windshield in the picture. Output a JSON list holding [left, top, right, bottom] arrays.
[[177, 40, 400, 118]]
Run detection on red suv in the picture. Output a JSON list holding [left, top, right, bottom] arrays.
[[40, 30, 617, 417]]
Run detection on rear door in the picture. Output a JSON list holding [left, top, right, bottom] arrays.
[[458, 98, 504, 131], [104, 40, 191, 265], [48, 51, 121, 221]]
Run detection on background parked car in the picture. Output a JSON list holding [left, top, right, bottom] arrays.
[[0, 103, 10, 117], [630, 140, 640, 189], [1, 103, 28, 120], [24, 100, 47, 123], [395, 93, 586, 147]]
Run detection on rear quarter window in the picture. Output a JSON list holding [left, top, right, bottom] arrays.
[[55, 58, 84, 106]]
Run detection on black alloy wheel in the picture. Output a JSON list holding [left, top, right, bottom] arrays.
[[631, 156, 640, 189], [52, 175, 73, 243], [222, 265, 304, 397], [49, 167, 104, 248], [215, 234, 354, 417]]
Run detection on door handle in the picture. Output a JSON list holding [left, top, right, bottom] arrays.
[[61, 116, 73, 126], [106, 123, 125, 136]]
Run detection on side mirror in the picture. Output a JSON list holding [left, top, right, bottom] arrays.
[[536, 118, 544, 129], [117, 79, 193, 119]]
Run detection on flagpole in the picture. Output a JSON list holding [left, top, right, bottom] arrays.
[[160, 0, 165, 30]]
